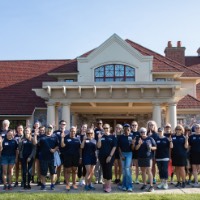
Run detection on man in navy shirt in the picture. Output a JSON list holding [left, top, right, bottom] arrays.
[[35, 124, 59, 190]]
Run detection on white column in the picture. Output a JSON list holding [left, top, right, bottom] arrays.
[[152, 103, 161, 127], [169, 103, 177, 130], [62, 103, 71, 130], [46, 102, 55, 126], [55, 106, 59, 130]]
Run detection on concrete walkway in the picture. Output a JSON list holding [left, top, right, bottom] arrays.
[[0, 182, 200, 194]]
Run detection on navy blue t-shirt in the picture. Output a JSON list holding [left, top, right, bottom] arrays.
[[172, 135, 187, 157], [21, 138, 34, 158], [2, 138, 18, 157], [76, 133, 86, 143], [136, 137, 156, 159], [39, 135, 59, 160], [99, 135, 117, 158], [14, 134, 23, 144], [0, 129, 9, 139], [63, 136, 81, 157], [155, 137, 170, 159], [82, 139, 97, 159], [118, 134, 134, 152], [189, 134, 200, 153]]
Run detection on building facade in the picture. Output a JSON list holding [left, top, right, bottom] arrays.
[[1, 34, 200, 130]]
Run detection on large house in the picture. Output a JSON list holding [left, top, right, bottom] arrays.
[[0, 34, 200, 130]]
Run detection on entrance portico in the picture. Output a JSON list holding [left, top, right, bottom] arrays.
[[33, 81, 180, 130]]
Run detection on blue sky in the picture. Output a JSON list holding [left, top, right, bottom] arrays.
[[0, 0, 200, 60]]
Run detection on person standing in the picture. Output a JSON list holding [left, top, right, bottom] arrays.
[[18, 127, 36, 189], [118, 124, 134, 192], [61, 126, 81, 191], [0, 130, 18, 190], [130, 121, 140, 184], [135, 127, 157, 192], [171, 125, 188, 188], [35, 125, 59, 190], [97, 124, 117, 193], [156, 127, 173, 189], [189, 124, 200, 187], [113, 124, 123, 184], [94, 119, 104, 184], [81, 128, 97, 191]]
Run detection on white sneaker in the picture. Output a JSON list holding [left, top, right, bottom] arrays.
[[163, 183, 169, 189], [157, 182, 164, 189], [81, 179, 85, 186], [79, 180, 82, 186]]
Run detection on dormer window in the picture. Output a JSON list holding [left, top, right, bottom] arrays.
[[94, 64, 135, 82]]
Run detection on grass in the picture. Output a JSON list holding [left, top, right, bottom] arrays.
[[0, 193, 200, 200]]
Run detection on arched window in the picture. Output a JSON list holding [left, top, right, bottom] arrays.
[[94, 64, 135, 82]]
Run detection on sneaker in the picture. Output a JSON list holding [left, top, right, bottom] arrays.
[[157, 182, 164, 189], [187, 180, 191, 185], [192, 182, 199, 188], [8, 184, 12, 190], [148, 185, 154, 192], [50, 184, 55, 190], [84, 185, 90, 191], [40, 184, 46, 191], [105, 186, 111, 193], [175, 182, 181, 187], [135, 179, 140, 184], [182, 182, 186, 188], [3, 185, 7, 190], [21, 182, 24, 187], [37, 181, 42, 186], [163, 183, 169, 189], [66, 184, 70, 191], [95, 180, 98, 184], [14, 182, 18, 187], [72, 184, 78, 190], [88, 184, 95, 190], [153, 178, 156, 184], [127, 187, 133, 192], [23, 184, 28, 190], [140, 184, 147, 190], [121, 186, 127, 191]]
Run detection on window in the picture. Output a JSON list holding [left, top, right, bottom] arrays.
[[153, 78, 174, 82], [94, 64, 135, 82], [65, 79, 74, 82]]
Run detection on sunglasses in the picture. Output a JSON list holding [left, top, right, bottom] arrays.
[[140, 131, 146, 134], [103, 127, 109, 129], [87, 132, 93, 134], [176, 129, 181, 131], [61, 124, 66, 125], [131, 124, 137, 126], [165, 126, 171, 128]]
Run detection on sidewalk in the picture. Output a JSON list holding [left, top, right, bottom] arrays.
[[0, 182, 200, 194]]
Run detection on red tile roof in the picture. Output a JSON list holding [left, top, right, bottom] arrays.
[[177, 95, 200, 109], [0, 60, 73, 115]]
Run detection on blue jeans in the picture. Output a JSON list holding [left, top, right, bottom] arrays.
[[156, 160, 169, 180], [121, 152, 133, 189]]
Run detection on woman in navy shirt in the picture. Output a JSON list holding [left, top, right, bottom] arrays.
[[113, 124, 123, 184], [189, 124, 200, 187], [156, 127, 173, 189], [0, 130, 18, 190], [118, 124, 134, 192], [97, 124, 117, 193], [135, 127, 156, 192], [19, 127, 36, 189], [61, 126, 81, 191], [81, 128, 97, 191], [171, 124, 188, 188]]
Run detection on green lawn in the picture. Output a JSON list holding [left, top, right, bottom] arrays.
[[0, 193, 200, 200]]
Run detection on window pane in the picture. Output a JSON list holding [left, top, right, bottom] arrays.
[[105, 77, 114, 82], [115, 77, 124, 81], [95, 78, 104, 82], [125, 66, 134, 76], [95, 66, 104, 77], [125, 77, 135, 82], [105, 65, 114, 77], [115, 65, 124, 76]]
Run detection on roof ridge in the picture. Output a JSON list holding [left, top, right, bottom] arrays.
[[126, 39, 200, 76], [0, 59, 71, 62], [186, 94, 200, 102]]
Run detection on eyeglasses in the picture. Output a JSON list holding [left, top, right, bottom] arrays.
[[185, 129, 191, 131]]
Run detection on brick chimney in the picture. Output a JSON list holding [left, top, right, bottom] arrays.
[[164, 41, 186, 65]]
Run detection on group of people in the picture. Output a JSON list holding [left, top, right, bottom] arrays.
[[0, 118, 200, 193]]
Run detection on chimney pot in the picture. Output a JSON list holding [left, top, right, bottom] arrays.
[[177, 41, 181, 47], [168, 41, 172, 47]]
